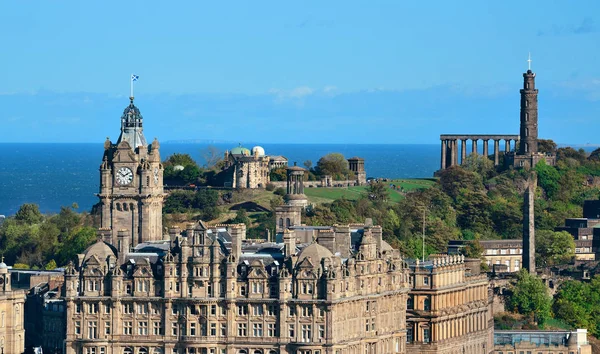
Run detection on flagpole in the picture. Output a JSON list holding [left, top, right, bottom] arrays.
[[130, 74, 133, 98]]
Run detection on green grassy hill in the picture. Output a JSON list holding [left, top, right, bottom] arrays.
[[304, 178, 436, 204]]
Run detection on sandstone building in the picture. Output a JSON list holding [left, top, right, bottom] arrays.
[[97, 97, 165, 245], [0, 262, 26, 354], [406, 256, 493, 354], [222, 146, 271, 189]]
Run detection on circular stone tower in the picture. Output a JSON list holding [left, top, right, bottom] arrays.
[[285, 164, 308, 208]]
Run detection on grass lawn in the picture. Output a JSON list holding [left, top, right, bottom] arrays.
[[304, 178, 436, 204]]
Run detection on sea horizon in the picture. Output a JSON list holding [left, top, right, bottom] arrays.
[[0, 142, 441, 216]]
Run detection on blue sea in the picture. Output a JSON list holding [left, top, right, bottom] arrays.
[[0, 143, 439, 215]]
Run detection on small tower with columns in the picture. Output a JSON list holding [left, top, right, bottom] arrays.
[[284, 163, 308, 208]]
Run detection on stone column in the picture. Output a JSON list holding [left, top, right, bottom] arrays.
[[453, 140, 459, 166], [505, 139, 510, 152], [441, 140, 447, 170], [494, 139, 500, 166], [461, 139, 467, 164], [472, 139, 477, 154], [449, 140, 456, 167], [483, 139, 489, 157]]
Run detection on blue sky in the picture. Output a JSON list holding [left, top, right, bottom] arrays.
[[1, 1, 599, 144]]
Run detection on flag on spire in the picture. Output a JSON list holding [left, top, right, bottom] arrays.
[[130, 74, 139, 98]]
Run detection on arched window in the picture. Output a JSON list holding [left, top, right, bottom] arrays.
[[268, 351, 278, 354], [123, 348, 133, 354], [407, 297, 414, 310], [116, 203, 122, 211], [286, 218, 291, 228], [153, 349, 163, 354], [525, 100, 529, 107], [139, 348, 148, 354], [525, 112, 529, 121], [253, 350, 263, 354], [525, 128, 529, 137], [279, 218, 283, 229], [424, 297, 431, 311], [123, 203, 129, 211], [238, 350, 248, 354], [525, 143, 529, 153]]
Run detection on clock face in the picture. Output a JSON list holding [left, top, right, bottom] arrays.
[[153, 167, 159, 184], [116, 167, 133, 185]]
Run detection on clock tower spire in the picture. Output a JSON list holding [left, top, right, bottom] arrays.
[[98, 96, 165, 248]]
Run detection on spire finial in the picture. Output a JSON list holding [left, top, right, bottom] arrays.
[[527, 52, 532, 71]]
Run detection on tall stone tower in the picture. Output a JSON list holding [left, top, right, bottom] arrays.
[[518, 69, 538, 155], [507, 57, 556, 169], [97, 97, 165, 247], [523, 172, 537, 274]]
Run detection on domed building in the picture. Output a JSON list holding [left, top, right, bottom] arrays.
[[223, 144, 271, 189]]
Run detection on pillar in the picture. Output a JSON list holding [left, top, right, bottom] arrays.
[[505, 139, 510, 152], [453, 140, 459, 166], [494, 139, 500, 166], [441, 140, 447, 169], [483, 139, 489, 157], [461, 139, 467, 164], [449, 140, 456, 167], [472, 139, 477, 154]]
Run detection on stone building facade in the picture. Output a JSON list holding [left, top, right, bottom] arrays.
[[63, 217, 410, 354], [98, 97, 165, 245], [223, 146, 271, 189], [0, 263, 26, 354], [406, 256, 494, 354], [347, 158, 366, 186], [448, 240, 523, 273]]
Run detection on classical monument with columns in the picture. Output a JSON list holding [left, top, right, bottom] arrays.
[[438, 63, 556, 172]]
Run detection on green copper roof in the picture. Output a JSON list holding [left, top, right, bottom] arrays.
[[231, 146, 251, 155]]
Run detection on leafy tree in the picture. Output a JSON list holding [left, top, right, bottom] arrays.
[[588, 147, 600, 162], [45, 260, 57, 270], [303, 160, 313, 170], [462, 154, 495, 181], [164, 191, 196, 213], [553, 277, 600, 336], [534, 160, 560, 199], [179, 164, 201, 185], [368, 181, 389, 201], [14, 203, 43, 224], [315, 153, 351, 180], [507, 269, 552, 326], [462, 236, 484, 259], [231, 208, 251, 228], [164, 153, 198, 168], [270, 168, 287, 182], [535, 230, 575, 267], [438, 167, 483, 201], [557, 147, 587, 163], [537, 139, 557, 154]]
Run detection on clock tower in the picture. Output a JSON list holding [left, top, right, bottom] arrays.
[[97, 97, 165, 247]]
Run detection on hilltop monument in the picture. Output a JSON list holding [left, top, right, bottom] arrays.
[[437, 54, 556, 172]]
